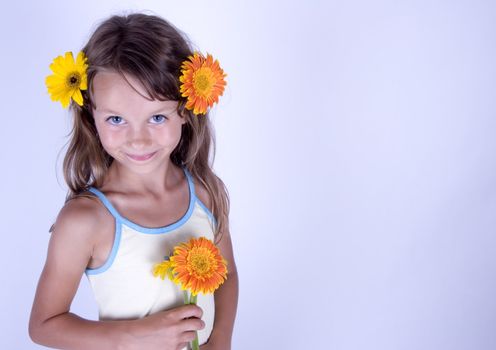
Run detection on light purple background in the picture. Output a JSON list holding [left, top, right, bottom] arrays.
[[1, 1, 495, 349]]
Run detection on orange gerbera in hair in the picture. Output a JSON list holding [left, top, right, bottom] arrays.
[[169, 237, 228, 296], [179, 52, 227, 115]]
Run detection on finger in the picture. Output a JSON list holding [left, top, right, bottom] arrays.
[[176, 343, 188, 350], [179, 318, 205, 332], [175, 304, 204, 319], [180, 330, 198, 343]]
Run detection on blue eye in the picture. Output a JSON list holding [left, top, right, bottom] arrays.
[[151, 114, 167, 123], [106, 116, 124, 125]]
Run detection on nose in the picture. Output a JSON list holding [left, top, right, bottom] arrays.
[[127, 125, 152, 150]]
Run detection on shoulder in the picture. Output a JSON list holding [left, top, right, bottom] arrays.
[[52, 192, 111, 248], [57, 193, 103, 228]]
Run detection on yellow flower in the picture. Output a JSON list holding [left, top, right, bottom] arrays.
[[45, 51, 88, 108], [179, 52, 227, 115], [152, 260, 174, 281], [170, 237, 228, 296]]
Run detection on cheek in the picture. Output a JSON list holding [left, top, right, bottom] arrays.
[[157, 124, 183, 147], [97, 128, 123, 150]]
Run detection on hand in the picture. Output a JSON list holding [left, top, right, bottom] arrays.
[[121, 304, 205, 350]]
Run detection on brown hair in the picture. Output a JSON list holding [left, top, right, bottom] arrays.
[[50, 13, 229, 242]]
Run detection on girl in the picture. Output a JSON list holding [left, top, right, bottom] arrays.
[[29, 13, 238, 350]]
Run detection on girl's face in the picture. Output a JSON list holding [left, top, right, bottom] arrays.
[[91, 71, 186, 173]]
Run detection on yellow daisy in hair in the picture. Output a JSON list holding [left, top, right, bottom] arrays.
[[170, 237, 228, 296], [45, 51, 88, 108], [179, 52, 227, 115]]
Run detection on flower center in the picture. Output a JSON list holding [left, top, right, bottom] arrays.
[[188, 249, 212, 276], [193, 68, 214, 96], [67, 72, 81, 88]]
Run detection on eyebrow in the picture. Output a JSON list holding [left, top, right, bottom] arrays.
[[95, 106, 177, 116]]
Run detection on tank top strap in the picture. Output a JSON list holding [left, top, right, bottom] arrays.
[[183, 167, 217, 230], [87, 166, 196, 222], [87, 187, 121, 220], [182, 166, 197, 201]]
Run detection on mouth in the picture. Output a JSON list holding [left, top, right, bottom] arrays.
[[126, 151, 157, 161]]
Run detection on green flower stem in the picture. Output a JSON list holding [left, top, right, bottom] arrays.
[[189, 293, 199, 350], [191, 334, 200, 350]]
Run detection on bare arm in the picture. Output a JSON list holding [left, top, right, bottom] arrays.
[[194, 180, 239, 350], [29, 197, 126, 348], [29, 197, 204, 350], [30, 311, 131, 350], [202, 225, 239, 350]]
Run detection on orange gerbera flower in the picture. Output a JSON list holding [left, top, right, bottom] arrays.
[[169, 237, 228, 296], [179, 52, 227, 115]]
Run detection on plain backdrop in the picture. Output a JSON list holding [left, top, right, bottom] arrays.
[[1, 0, 495, 349]]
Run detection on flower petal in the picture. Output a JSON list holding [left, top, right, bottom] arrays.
[[45, 51, 88, 109], [178, 52, 226, 115]]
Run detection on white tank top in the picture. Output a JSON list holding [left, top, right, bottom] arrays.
[[84, 167, 217, 348]]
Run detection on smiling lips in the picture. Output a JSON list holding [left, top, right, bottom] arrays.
[[126, 151, 157, 161]]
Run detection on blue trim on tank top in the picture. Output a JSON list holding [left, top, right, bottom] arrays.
[[85, 223, 121, 275], [84, 166, 217, 275], [196, 198, 217, 229], [86, 166, 198, 234]]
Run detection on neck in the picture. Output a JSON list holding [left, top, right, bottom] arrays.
[[102, 159, 183, 197]]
